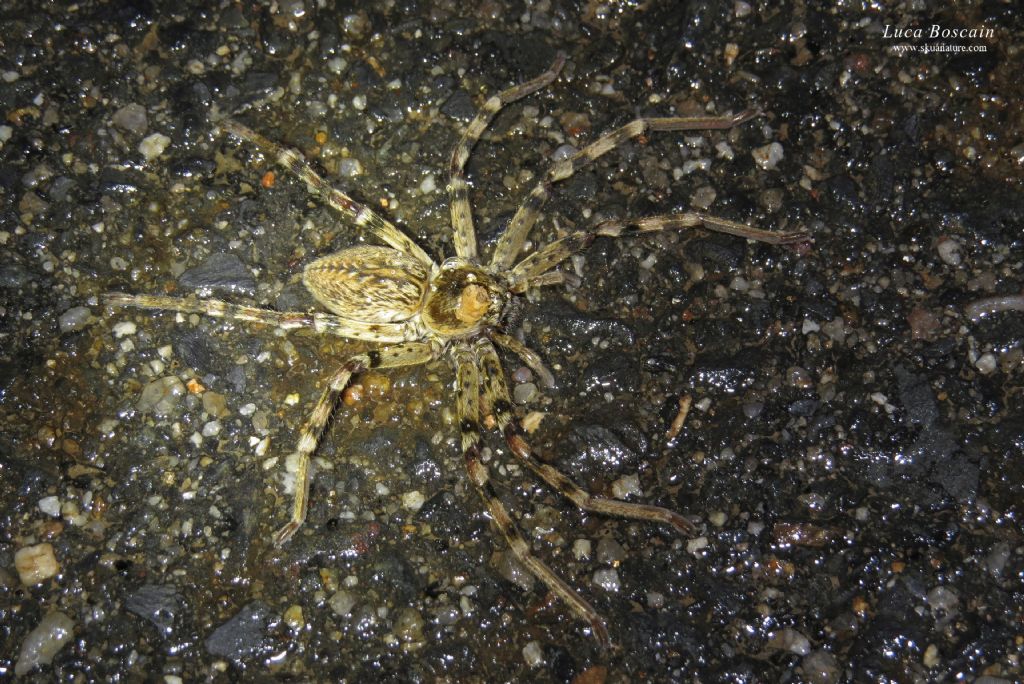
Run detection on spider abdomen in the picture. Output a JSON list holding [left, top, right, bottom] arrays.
[[303, 245, 429, 323]]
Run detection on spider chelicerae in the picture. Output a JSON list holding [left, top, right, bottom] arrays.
[[105, 52, 807, 647]]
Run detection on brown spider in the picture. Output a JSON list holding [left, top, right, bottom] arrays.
[[104, 53, 807, 648]]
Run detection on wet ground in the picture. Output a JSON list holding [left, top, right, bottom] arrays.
[[1, 1, 1022, 682]]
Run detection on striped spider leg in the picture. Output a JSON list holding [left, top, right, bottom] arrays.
[[454, 340, 610, 650], [509, 215, 809, 293], [448, 52, 566, 260]]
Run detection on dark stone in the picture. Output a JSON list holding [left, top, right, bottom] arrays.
[[178, 253, 256, 297], [440, 90, 476, 121], [125, 584, 183, 637], [204, 601, 276, 660]]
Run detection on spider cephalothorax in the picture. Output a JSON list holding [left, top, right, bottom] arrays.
[[421, 258, 505, 337], [104, 52, 807, 648]]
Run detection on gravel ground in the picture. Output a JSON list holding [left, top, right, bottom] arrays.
[[1, 1, 1022, 682]]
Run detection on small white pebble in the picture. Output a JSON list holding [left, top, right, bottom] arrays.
[[975, 352, 997, 375], [610, 473, 642, 499], [401, 490, 425, 511], [351, 94, 367, 111], [773, 627, 811, 655], [572, 538, 592, 560], [201, 420, 222, 438], [419, 174, 436, 194], [752, 142, 784, 170], [283, 604, 304, 630], [592, 567, 621, 592], [38, 496, 61, 517], [328, 590, 356, 616], [15, 543, 60, 585], [522, 640, 544, 667], [138, 132, 171, 161], [802, 319, 820, 334], [936, 237, 962, 266], [14, 611, 74, 676], [686, 536, 709, 555], [338, 158, 363, 177], [112, 321, 137, 338], [715, 140, 735, 159]]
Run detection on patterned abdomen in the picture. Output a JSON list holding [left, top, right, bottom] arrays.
[[303, 245, 429, 323]]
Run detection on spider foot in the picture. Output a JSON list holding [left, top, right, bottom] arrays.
[[273, 520, 301, 547]]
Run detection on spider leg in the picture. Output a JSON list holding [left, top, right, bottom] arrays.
[[274, 341, 438, 547], [475, 338, 696, 536], [508, 214, 809, 291], [487, 330, 555, 389], [448, 53, 565, 261], [453, 343, 610, 649], [104, 292, 421, 344], [490, 109, 779, 270], [219, 120, 435, 268]]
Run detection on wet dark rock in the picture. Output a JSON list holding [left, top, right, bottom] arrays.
[[204, 601, 277, 660], [125, 584, 183, 637], [895, 366, 938, 427], [692, 237, 744, 271], [234, 72, 279, 108], [226, 364, 247, 394], [828, 173, 864, 214], [789, 398, 819, 417], [47, 176, 77, 203], [98, 168, 141, 195], [848, 613, 926, 680], [360, 427, 409, 472], [440, 90, 476, 121], [367, 556, 419, 607], [0, 261, 34, 289], [567, 423, 643, 470], [409, 439, 442, 485], [416, 490, 479, 541], [526, 301, 636, 350], [643, 353, 678, 374], [578, 353, 639, 395], [688, 351, 758, 393], [173, 328, 226, 373], [169, 156, 216, 179], [949, 49, 998, 85], [178, 253, 256, 297]]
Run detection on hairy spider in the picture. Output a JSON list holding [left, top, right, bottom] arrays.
[[105, 53, 807, 647]]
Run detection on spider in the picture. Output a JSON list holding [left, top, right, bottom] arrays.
[[104, 52, 808, 648]]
